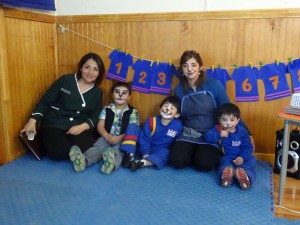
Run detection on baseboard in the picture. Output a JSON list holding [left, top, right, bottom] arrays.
[[254, 153, 275, 166]]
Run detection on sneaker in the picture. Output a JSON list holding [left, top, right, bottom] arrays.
[[101, 147, 115, 174], [221, 166, 234, 188], [130, 160, 144, 172], [235, 168, 251, 190], [122, 152, 134, 168], [69, 145, 86, 172]]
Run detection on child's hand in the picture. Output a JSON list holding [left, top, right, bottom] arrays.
[[220, 129, 229, 138], [107, 134, 125, 145], [233, 156, 244, 166]]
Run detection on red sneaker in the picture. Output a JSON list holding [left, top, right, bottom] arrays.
[[221, 167, 234, 188], [235, 168, 251, 190]]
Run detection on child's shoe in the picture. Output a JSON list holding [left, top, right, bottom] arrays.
[[130, 160, 145, 172], [235, 167, 251, 190], [221, 166, 234, 188], [69, 145, 86, 172], [122, 152, 134, 168], [101, 147, 115, 174]]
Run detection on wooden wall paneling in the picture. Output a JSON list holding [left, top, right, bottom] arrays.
[[253, 19, 269, 153], [265, 18, 290, 155], [212, 20, 227, 65], [290, 18, 300, 59], [246, 20, 267, 150], [58, 24, 75, 74], [241, 19, 255, 133], [261, 19, 278, 155], [0, 5, 12, 163], [198, 20, 215, 66], [3, 13, 57, 162]]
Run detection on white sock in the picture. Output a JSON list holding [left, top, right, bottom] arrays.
[[140, 159, 147, 167]]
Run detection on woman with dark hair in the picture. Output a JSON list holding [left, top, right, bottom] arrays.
[[169, 50, 252, 171], [21, 52, 105, 160]]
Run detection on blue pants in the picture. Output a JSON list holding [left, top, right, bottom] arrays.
[[218, 155, 257, 184]]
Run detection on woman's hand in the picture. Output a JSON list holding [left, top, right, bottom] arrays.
[[67, 123, 89, 135], [21, 118, 37, 135]]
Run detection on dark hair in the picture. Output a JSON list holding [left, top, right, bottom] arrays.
[[217, 103, 240, 119], [160, 95, 181, 114], [179, 50, 206, 89], [111, 81, 132, 95], [76, 52, 105, 85]]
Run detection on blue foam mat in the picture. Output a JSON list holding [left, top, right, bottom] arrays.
[[0, 154, 298, 225]]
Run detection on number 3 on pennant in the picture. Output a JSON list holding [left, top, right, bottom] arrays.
[[157, 72, 166, 86]]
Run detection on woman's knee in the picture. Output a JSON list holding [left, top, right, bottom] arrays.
[[46, 148, 68, 161], [193, 145, 221, 171], [169, 156, 190, 169], [169, 142, 193, 169]]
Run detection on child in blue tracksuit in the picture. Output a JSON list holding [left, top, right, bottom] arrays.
[[120, 95, 183, 171], [205, 103, 256, 190]]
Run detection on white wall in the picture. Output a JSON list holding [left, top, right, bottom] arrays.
[[55, 0, 300, 16]]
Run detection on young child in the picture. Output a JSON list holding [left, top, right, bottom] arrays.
[[120, 95, 183, 171], [205, 103, 256, 190], [69, 81, 139, 174]]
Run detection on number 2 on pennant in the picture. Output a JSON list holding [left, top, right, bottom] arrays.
[[138, 71, 147, 84]]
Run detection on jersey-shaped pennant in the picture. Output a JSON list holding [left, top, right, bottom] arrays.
[[149, 62, 177, 95], [231, 66, 260, 102], [131, 60, 153, 94], [288, 58, 300, 93], [259, 62, 291, 101], [206, 68, 231, 90], [106, 49, 133, 82]]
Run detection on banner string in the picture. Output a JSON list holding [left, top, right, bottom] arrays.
[[58, 24, 299, 71]]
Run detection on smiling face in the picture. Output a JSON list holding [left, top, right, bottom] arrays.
[[181, 58, 201, 82], [80, 58, 100, 84], [160, 101, 179, 119], [219, 114, 240, 133]]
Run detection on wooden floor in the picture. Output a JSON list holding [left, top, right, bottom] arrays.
[[273, 173, 300, 221]]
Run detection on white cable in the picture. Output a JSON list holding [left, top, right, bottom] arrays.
[[58, 24, 150, 62], [58, 24, 300, 70], [275, 204, 300, 214]]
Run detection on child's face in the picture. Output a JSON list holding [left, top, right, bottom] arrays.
[[113, 86, 130, 106], [160, 102, 179, 119], [219, 114, 240, 133]]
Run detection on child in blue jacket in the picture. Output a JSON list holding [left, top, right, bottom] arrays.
[[120, 95, 183, 171], [205, 103, 256, 190]]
